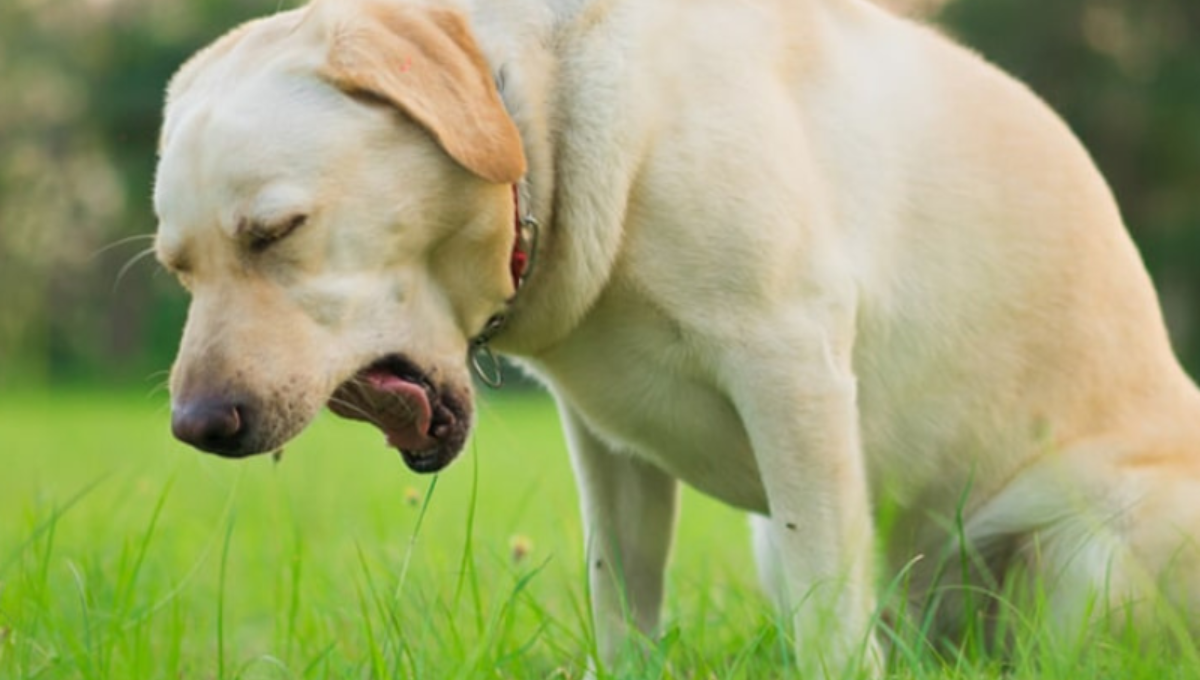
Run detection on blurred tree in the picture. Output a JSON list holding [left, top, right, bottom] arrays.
[[0, 0, 287, 386], [0, 0, 1196, 386], [937, 0, 1200, 365]]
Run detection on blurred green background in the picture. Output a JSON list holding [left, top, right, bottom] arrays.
[[0, 0, 1197, 389]]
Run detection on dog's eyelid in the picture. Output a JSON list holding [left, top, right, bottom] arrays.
[[242, 213, 309, 253]]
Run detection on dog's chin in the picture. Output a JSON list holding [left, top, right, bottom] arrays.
[[397, 446, 457, 474], [328, 354, 472, 473]]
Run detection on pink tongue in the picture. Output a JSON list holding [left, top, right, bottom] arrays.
[[365, 370, 436, 451]]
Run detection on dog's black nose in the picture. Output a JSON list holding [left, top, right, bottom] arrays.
[[171, 398, 250, 456]]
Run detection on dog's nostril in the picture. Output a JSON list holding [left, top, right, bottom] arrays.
[[171, 398, 248, 455]]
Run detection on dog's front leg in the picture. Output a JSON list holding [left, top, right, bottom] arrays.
[[725, 324, 882, 679], [559, 404, 679, 672]]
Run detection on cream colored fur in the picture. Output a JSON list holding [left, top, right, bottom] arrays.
[[154, 0, 1200, 676]]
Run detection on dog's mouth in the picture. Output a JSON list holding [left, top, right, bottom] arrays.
[[328, 354, 470, 473]]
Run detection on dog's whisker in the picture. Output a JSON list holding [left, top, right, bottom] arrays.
[[142, 370, 172, 401], [112, 246, 159, 293], [341, 376, 425, 420], [92, 232, 155, 260], [325, 395, 378, 423]]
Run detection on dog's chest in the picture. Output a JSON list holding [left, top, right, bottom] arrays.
[[530, 292, 768, 513]]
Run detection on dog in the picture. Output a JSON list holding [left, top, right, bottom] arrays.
[[153, 0, 1200, 675]]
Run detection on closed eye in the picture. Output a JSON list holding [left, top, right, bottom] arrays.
[[245, 213, 308, 253]]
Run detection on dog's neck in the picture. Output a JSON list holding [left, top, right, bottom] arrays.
[[467, 0, 638, 358], [467, 7, 560, 357], [468, 1, 559, 229]]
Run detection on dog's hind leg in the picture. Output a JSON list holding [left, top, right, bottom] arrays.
[[944, 441, 1200, 649]]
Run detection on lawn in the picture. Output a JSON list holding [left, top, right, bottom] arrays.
[[1, 389, 1196, 679], [0, 388, 773, 679]]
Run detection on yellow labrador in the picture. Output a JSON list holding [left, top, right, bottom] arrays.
[[154, 0, 1200, 675]]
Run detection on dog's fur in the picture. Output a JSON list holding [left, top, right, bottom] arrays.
[[154, 0, 1200, 675]]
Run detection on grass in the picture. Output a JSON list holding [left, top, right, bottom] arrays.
[[0, 388, 1197, 679]]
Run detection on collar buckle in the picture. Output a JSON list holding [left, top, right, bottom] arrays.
[[514, 212, 540, 289]]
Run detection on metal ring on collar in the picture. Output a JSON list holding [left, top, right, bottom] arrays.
[[469, 341, 504, 388]]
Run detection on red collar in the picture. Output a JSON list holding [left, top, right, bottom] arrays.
[[471, 184, 538, 387], [509, 184, 537, 292]]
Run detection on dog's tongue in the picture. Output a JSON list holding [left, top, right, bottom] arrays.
[[363, 370, 436, 451]]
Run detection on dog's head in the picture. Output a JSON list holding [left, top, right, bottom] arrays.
[[153, 0, 526, 472]]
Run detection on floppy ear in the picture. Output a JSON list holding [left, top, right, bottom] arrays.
[[320, 3, 527, 184]]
